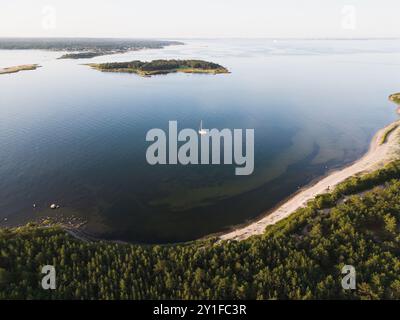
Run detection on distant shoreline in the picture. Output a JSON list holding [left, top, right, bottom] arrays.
[[0, 38, 184, 60]]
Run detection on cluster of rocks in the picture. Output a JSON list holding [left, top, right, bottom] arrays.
[[37, 215, 87, 229]]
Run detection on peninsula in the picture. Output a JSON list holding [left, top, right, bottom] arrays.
[[0, 64, 40, 75], [86, 59, 229, 76]]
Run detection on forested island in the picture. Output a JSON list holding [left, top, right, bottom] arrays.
[[0, 38, 183, 59], [58, 52, 109, 59], [87, 59, 229, 76], [1, 159, 400, 299], [0, 64, 40, 75]]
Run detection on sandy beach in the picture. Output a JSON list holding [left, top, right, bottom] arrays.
[[220, 119, 400, 241]]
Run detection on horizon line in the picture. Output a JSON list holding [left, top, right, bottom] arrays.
[[0, 36, 400, 41]]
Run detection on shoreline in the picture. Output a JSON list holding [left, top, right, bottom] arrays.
[[3, 119, 399, 245], [219, 118, 400, 241]]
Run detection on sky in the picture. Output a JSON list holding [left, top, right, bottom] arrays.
[[1, 0, 399, 39]]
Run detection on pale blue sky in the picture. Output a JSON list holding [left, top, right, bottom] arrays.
[[1, 0, 399, 38]]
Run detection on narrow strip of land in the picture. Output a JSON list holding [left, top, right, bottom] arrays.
[[0, 64, 40, 75], [220, 119, 400, 241]]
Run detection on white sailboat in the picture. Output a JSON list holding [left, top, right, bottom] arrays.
[[198, 120, 207, 136]]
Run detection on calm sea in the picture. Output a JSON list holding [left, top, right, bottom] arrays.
[[0, 39, 399, 243]]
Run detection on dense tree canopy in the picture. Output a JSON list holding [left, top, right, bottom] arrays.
[[98, 60, 224, 71]]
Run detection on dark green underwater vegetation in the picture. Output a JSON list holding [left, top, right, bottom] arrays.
[[1, 161, 400, 300]]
